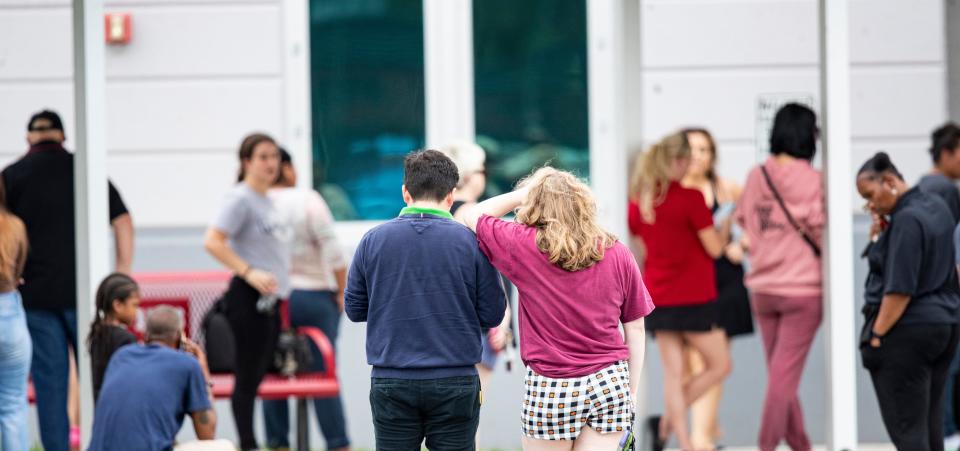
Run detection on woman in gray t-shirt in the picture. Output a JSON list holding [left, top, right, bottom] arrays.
[[203, 132, 290, 451]]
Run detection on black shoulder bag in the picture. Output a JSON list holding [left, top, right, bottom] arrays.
[[760, 166, 821, 257], [272, 329, 314, 376], [201, 299, 236, 374]]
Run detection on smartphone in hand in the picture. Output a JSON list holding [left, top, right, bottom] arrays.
[[179, 333, 187, 352]]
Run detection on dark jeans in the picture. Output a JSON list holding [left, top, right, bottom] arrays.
[[943, 345, 960, 436], [370, 375, 480, 451], [863, 323, 959, 451], [223, 277, 280, 451], [26, 308, 77, 451], [262, 289, 350, 449]]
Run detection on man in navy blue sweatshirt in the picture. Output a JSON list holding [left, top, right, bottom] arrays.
[[345, 149, 506, 450]]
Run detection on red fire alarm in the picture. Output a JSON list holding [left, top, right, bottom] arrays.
[[105, 13, 132, 45]]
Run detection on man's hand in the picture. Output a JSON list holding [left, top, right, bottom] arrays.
[[244, 269, 277, 295], [869, 213, 887, 242], [181, 337, 212, 381], [336, 291, 345, 313]]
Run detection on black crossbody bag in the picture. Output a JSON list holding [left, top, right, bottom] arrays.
[[760, 166, 821, 257]]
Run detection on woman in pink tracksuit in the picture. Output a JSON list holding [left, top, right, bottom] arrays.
[[736, 103, 824, 451]]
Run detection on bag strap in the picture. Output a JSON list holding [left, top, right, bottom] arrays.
[[759, 166, 821, 257]]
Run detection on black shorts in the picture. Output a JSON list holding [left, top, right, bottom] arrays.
[[645, 301, 718, 334]]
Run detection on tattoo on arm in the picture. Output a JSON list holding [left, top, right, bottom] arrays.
[[197, 411, 210, 425]]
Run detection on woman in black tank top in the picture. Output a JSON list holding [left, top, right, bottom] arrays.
[[678, 128, 753, 450]]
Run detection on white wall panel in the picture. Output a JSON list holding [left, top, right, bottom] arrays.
[[637, 0, 948, 216], [0, 151, 21, 170], [852, 139, 929, 185], [106, 0, 275, 4], [0, 83, 74, 154], [641, 0, 817, 69], [0, 0, 285, 228], [0, 7, 72, 80], [948, 0, 960, 120], [850, 67, 947, 139], [106, 79, 283, 152], [107, 152, 237, 227], [104, 5, 282, 78], [712, 141, 757, 185], [642, 69, 820, 142], [1, 1, 68, 5], [849, 0, 943, 64]]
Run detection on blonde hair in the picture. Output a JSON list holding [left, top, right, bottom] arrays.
[[438, 141, 486, 188], [516, 167, 617, 272], [0, 208, 28, 290], [629, 131, 691, 223]]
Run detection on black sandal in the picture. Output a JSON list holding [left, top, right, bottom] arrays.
[[644, 415, 666, 451]]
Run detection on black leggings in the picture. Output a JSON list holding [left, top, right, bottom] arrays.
[[222, 276, 280, 450]]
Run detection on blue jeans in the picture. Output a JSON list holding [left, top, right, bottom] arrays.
[[26, 308, 76, 451], [0, 291, 31, 451], [262, 290, 350, 449]]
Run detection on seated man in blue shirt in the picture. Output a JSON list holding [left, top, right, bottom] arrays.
[[345, 149, 507, 450], [88, 306, 230, 451]]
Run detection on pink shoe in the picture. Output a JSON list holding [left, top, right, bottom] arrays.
[[70, 426, 80, 448]]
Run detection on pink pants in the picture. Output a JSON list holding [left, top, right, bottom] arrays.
[[752, 293, 822, 451]]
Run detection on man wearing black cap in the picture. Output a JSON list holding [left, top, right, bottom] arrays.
[[0, 109, 134, 451]]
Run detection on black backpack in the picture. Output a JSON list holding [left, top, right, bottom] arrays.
[[201, 300, 235, 374]]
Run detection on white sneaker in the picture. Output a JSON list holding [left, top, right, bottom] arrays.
[[944, 433, 960, 451]]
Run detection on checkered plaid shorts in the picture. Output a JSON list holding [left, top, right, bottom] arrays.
[[521, 360, 634, 440]]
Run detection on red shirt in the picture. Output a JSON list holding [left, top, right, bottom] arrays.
[[628, 182, 716, 306]]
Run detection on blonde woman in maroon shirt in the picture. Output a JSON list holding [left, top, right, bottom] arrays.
[[462, 168, 654, 449]]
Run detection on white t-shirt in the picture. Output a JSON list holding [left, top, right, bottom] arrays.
[[268, 187, 345, 292]]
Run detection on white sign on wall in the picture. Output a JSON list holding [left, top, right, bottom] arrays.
[[755, 93, 816, 163]]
